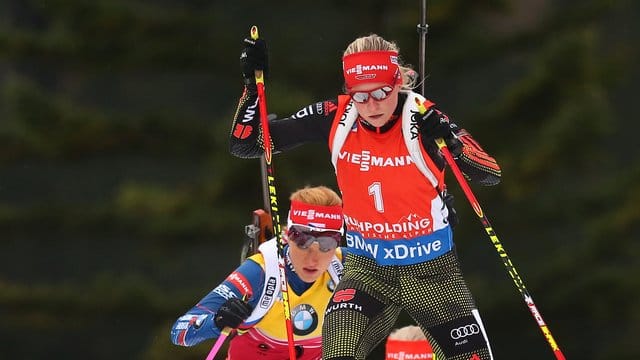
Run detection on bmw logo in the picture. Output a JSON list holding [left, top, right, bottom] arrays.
[[291, 304, 318, 336]]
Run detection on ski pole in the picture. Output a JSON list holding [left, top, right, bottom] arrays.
[[204, 293, 248, 360], [417, 0, 429, 96], [250, 25, 297, 360], [204, 327, 232, 360], [415, 98, 566, 360]]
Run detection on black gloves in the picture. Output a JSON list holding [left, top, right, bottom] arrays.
[[240, 37, 268, 84], [443, 192, 459, 228], [418, 107, 457, 143], [214, 297, 253, 330], [417, 107, 462, 158]]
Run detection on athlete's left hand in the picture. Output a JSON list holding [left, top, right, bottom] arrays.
[[418, 107, 457, 142], [418, 107, 462, 156]]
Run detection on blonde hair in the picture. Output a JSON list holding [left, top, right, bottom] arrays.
[[388, 325, 427, 341], [343, 34, 417, 90], [289, 185, 342, 207]]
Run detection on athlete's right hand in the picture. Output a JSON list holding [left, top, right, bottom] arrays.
[[214, 297, 253, 330], [240, 36, 268, 83]]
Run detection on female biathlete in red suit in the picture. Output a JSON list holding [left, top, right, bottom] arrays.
[[230, 33, 502, 360]]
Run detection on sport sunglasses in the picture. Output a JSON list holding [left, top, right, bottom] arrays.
[[286, 224, 342, 253], [349, 85, 394, 104]]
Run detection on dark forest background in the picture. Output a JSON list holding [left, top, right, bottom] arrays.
[[1, 0, 638, 359]]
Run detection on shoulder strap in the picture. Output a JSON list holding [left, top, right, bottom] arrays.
[[400, 90, 440, 188], [244, 239, 280, 323], [326, 253, 343, 284], [330, 96, 358, 171]]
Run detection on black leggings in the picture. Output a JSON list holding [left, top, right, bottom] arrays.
[[322, 251, 494, 360]]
